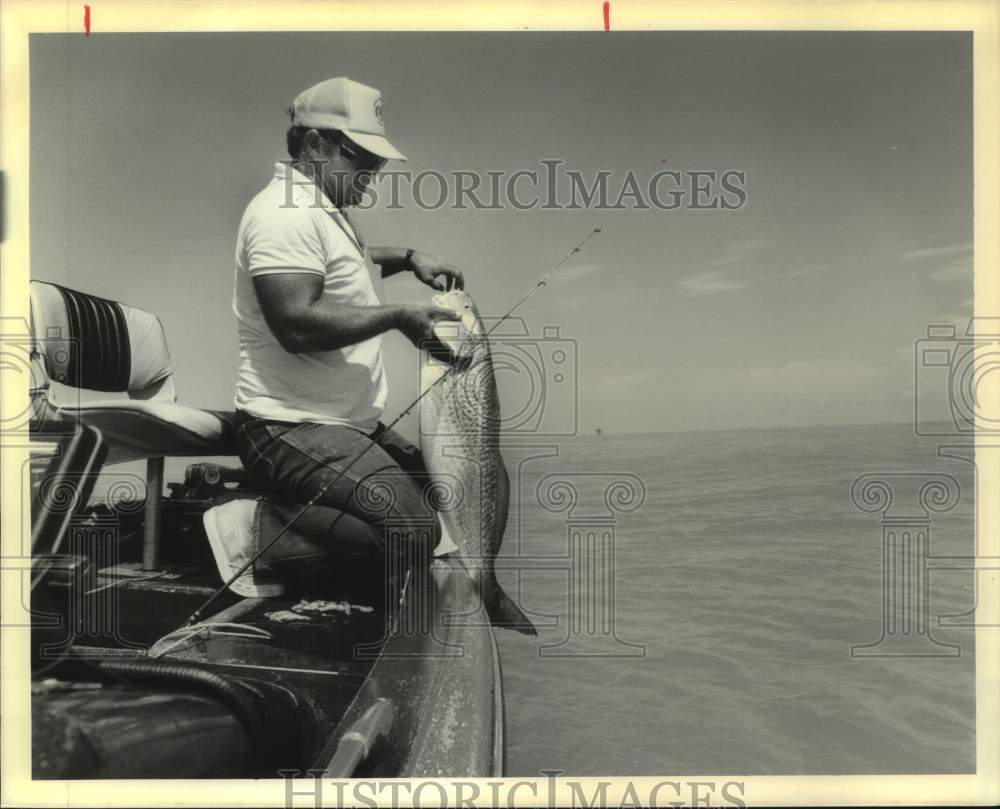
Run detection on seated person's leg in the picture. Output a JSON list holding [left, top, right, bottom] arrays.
[[369, 423, 434, 493], [236, 416, 439, 557]]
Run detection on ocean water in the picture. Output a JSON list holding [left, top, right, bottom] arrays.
[[493, 423, 976, 776], [86, 423, 976, 776]]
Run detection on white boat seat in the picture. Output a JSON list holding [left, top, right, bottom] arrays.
[[29, 280, 236, 461], [29, 280, 238, 567], [33, 397, 237, 465]]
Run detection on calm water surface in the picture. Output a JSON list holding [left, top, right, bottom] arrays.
[[95, 423, 976, 775], [493, 424, 975, 775]]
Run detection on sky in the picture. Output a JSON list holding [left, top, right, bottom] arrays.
[[29, 31, 972, 436]]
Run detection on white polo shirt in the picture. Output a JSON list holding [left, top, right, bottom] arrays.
[[233, 161, 388, 432]]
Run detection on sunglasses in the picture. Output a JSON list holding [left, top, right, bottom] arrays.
[[339, 139, 387, 174]]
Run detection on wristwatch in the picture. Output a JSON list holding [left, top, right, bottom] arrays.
[[405, 248, 416, 270]]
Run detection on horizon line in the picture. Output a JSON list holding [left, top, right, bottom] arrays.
[[571, 419, 960, 438]]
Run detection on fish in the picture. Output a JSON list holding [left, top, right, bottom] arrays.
[[419, 290, 537, 635]]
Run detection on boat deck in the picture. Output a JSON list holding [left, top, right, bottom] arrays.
[[32, 469, 503, 779]]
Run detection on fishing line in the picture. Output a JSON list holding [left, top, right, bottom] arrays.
[[181, 228, 602, 627]]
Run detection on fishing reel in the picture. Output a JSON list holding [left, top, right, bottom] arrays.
[[167, 463, 248, 501]]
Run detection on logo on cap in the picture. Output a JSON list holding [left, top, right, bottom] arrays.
[[374, 98, 384, 126]]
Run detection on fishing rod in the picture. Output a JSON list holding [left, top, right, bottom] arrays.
[[485, 228, 601, 338], [181, 227, 602, 627]]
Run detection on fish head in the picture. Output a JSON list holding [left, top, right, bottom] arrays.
[[431, 290, 478, 327], [427, 290, 481, 367]]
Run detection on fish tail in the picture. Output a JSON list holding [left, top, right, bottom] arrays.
[[483, 576, 537, 636]]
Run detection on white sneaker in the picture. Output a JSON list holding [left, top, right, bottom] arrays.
[[203, 498, 285, 598]]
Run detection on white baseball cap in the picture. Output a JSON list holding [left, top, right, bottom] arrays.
[[290, 77, 407, 161]]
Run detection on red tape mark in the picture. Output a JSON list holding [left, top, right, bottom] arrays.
[[603, 1, 610, 30], [84, 5, 91, 36]]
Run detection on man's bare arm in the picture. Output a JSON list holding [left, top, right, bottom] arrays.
[[369, 247, 465, 290], [369, 247, 412, 279], [253, 272, 458, 353]]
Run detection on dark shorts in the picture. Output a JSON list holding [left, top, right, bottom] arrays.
[[233, 410, 439, 556]]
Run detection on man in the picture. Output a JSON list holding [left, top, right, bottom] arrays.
[[232, 77, 462, 559]]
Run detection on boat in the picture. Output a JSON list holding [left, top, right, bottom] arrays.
[[27, 280, 505, 779]]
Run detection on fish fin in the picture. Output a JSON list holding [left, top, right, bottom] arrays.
[[483, 578, 538, 636]]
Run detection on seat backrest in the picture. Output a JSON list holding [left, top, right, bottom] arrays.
[[29, 281, 176, 402]]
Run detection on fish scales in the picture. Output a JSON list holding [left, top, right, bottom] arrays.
[[419, 291, 536, 635]]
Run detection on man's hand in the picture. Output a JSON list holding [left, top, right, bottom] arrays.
[[395, 303, 462, 347], [409, 251, 465, 292]]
